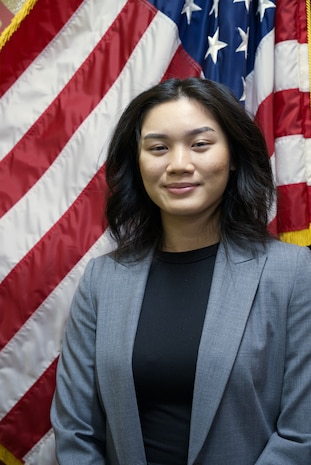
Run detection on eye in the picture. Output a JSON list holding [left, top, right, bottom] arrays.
[[149, 144, 168, 153], [192, 140, 211, 149]]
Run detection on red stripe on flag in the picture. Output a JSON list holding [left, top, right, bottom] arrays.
[[254, 92, 275, 157], [0, 0, 156, 218], [162, 44, 201, 81], [267, 216, 278, 236], [0, 0, 84, 98], [274, 89, 311, 138], [0, 167, 107, 350], [255, 94, 278, 237], [0, 359, 58, 460], [297, 0, 307, 43], [275, 0, 307, 44], [277, 183, 310, 232], [301, 91, 311, 138]]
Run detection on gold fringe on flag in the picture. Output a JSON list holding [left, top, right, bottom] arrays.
[[0, 444, 23, 465], [0, 0, 39, 52], [279, 224, 311, 247]]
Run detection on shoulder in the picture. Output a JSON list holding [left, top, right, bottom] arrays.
[[259, 240, 311, 294], [90, 249, 154, 271], [236, 240, 311, 310], [223, 238, 310, 262], [224, 238, 311, 281], [264, 239, 311, 265], [82, 249, 154, 290]]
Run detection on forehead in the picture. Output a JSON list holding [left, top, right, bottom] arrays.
[[141, 97, 220, 133]]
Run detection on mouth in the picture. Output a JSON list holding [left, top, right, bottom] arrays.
[[165, 183, 199, 194]]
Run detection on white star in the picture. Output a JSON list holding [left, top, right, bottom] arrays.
[[233, 0, 252, 12], [205, 28, 228, 64], [181, 0, 202, 25], [209, 0, 220, 18], [257, 0, 275, 22], [235, 27, 249, 58]]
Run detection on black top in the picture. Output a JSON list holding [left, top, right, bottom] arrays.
[[132, 244, 219, 465]]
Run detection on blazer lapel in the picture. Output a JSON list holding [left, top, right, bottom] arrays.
[[188, 243, 267, 465], [95, 252, 153, 465]]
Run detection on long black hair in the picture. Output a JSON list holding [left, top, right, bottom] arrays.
[[105, 77, 275, 259]]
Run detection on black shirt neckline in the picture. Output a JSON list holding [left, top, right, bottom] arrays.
[[156, 242, 219, 264]]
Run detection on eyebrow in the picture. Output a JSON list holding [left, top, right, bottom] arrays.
[[142, 126, 216, 140]]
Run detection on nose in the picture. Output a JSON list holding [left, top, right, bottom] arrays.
[[166, 145, 194, 174]]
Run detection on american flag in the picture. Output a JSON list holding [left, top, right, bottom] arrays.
[[0, 0, 310, 464]]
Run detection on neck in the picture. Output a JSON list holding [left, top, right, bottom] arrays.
[[161, 214, 220, 252]]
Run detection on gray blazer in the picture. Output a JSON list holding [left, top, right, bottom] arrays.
[[51, 240, 311, 465]]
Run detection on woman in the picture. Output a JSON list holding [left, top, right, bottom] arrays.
[[51, 78, 311, 465]]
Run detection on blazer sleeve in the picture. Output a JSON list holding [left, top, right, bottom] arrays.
[[51, 259, 107, 465], [254, 246, 311, 465]]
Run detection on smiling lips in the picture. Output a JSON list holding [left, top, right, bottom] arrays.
[[165, 182, 199, 194]]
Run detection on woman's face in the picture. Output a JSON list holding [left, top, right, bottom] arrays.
[[138, 97, 232, 228]]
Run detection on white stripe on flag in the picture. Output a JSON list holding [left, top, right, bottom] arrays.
[[274, 134, 307, 186], [305, 138, 311, 186], [274, 40, 309, 92], [23, 428, 57, 465], [298, 43, 310, 92]]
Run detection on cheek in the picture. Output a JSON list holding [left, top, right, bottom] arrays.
[[139, 157, 161, 184], [139, 164, 151, 186], [203, 161, 231, 196], [139, 168, 155, 199], [204, 157, 231, 179], [138, 157, 148, 185]]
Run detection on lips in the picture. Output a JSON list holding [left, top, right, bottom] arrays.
[[165, 182, 199, 194]]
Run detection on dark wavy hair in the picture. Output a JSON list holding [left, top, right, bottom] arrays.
[[105, 77, 275, 258]]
